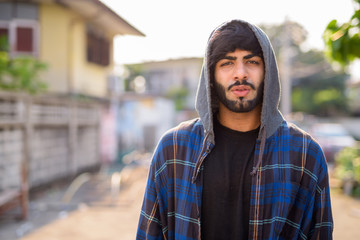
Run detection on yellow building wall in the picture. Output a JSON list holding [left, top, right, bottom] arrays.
[[39, 3, 113, 97], [39, 3, 70, 94], [71, 22, 113, 97]]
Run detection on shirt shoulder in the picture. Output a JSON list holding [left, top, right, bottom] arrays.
[[158, 118, 204, 144], [152, 118, 204, 162], [283, 121, 329, 181], [278, 121, 321, 146], [286, 121, 324, 152]]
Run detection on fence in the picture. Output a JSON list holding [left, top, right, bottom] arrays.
[[0, 91, 102, 219]]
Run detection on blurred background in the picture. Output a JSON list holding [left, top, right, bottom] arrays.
[[0, 0, 360, 239]]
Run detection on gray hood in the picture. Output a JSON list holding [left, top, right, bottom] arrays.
[[195, 19, 284, 145]]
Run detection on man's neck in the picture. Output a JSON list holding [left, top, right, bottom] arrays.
[[217, 103, 261, 132]]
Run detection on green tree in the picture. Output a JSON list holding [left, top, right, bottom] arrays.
[[261, 21, 349, 116], [123, 64, 144, 92], [291, 50, 349, 116], [323, 0, 360, 67], [0, 36, 48, 94], [335, 146, 360, 196], [260, 21, 307, 57]]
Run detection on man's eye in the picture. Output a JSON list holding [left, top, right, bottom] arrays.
[[220, 61, 233, 67], [247, 60, 259, 65]]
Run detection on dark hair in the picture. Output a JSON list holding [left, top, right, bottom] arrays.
[[208, 20, 263, 82]]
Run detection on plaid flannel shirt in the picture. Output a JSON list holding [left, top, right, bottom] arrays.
[[137, 119, 333, 240]]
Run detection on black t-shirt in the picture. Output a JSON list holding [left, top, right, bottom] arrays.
[[201, 118, 259, 240]]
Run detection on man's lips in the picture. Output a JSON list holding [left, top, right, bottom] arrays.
[[230, 86, 251, 97]]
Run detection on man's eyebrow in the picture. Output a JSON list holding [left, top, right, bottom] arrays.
[[243, 53, 262, 59], [220, 56, 237, 61]]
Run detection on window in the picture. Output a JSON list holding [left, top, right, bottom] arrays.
[[0, 20, 39, 57], [0, 2, 39, 57], [16, 27, 33, 52], [87, 31, 110, 66]]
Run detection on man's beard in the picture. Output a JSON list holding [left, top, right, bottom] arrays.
[[213, 80, 264, 113]]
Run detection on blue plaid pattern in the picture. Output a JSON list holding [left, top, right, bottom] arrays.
[[136, 119, 333, 239]]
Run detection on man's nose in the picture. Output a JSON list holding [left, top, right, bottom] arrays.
[[233, 63, 248, 80]]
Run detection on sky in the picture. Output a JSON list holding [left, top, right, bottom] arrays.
[[100, 0, 356, 66]]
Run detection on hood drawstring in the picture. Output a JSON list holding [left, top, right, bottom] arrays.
[[250, 127, 267, 176]]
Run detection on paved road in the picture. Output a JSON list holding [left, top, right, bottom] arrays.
[[0, 165, 148, 240], [329, 176, 360, 240], [1, 165, 360, 240]]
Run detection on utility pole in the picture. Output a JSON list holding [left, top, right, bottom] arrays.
[[280, 18, 292, 118]]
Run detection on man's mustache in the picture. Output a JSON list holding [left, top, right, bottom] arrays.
[[228, 80, 256, 91]]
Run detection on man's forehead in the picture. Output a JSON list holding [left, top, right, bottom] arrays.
[[222, 50, 262, 59]]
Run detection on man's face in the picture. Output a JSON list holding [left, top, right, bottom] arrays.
[[213, 48, 265, 113]]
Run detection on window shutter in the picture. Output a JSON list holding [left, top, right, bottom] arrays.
[[86, 31, 110, 67], [16, 27, 33, 52]]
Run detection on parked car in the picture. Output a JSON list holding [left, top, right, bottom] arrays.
[[310, 123, 356, 163]]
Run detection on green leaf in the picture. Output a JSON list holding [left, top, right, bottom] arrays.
[[0, 54, 48, 94], [325, 19, 339, 31]]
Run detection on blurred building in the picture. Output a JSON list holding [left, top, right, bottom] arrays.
[[140, 57, 203, 110], [117, 94, 175, 155], [0, 0, 144, 219], [115, 58, 203, 155], [0, 0, 144, 97]]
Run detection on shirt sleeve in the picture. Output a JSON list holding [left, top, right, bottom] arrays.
[[309, 156, 334, 240], [136, 149, 166, 240]]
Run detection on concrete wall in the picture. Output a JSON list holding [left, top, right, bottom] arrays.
[[0, 93, 101, 191], [0, 129, 23, 191]]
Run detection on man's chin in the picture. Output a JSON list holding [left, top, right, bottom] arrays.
[[224, 99, 261, 113], [228, 94, 254, 102]]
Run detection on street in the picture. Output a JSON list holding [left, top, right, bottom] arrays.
[[0, 165, 359, 240]]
